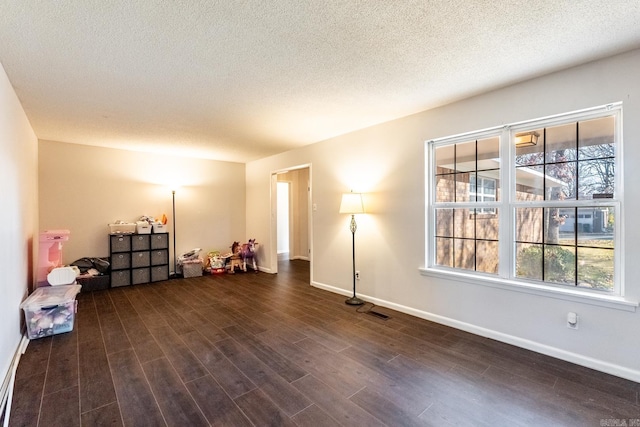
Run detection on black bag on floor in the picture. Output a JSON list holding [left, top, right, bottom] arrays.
[[70, 258, 94, 273], [91, 257, 110, 274], [70, 257, 110, 274]]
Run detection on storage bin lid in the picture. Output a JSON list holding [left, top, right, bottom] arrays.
[[39, 229, 70, 242], [20, 284, 81, 310], [47, 266, 78, 286]]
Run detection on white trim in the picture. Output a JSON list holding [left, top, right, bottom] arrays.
[[428, 125, 505, 146], [419, 267, 637, 312], [506, 102, 622, 134], [1, 335, 29, 426], [311, 279, 640, 382], [311, 280, 353, 298]]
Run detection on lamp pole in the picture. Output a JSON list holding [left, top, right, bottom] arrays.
[[345, 214, 363, 305], [172, 190, 177, 277]]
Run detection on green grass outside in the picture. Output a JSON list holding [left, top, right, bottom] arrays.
[[517, 240, 614, 291]]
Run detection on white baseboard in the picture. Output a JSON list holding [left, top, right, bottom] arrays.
[[312, 281, 351, 297], [1, 335, 29, 425], [311, 280, 640, 383]]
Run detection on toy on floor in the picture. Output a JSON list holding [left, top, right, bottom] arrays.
[[227, 241, 243, 273], [207, 251, 226, 274], [240, 239, 259, 273]]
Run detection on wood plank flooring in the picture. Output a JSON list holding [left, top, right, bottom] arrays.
[[8, 260, 640, 426]]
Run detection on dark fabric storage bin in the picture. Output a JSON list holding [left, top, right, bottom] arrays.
[[77, 275, 111, 291]]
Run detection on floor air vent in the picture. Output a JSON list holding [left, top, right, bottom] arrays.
[[366, 310, 390, 320]]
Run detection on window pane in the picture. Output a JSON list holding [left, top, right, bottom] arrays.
[[579, 116, 615, 161], [557, 208, 575, 240], [477, 172, 500, 201], [515, 165, 544, 201], [516, 208, 543, 243], [545, 162, 577, 200], [435, 237, 453, 267], [436, 174, 456, 202], [577, 207, 614, 246], [515, 127, 544, 166], [476, 209, 499, 240], [578, 159, 615, 199], [544, 245, 575, 285], [454, 239, 475, 270], [516, 243, 542, 280], [453, 209, 474, 239], [482, 177, 496, 194], [455, 141, 476, 172], [577, 247, 614, 291], [435, 209, 453, 237], [546, 123, 577, 162], [456, 172, 471, 202], [477, 136, 500, 168], [435, 145, 455, 172], [545, 208, 574, 245], [476, 240, 498, 274]]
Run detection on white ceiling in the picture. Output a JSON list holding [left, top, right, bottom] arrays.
[[1, 1, 639, 163]]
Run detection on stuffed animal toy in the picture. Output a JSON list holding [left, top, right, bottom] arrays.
[[240, 239, 258, 273], [227, 241, 243, 273]]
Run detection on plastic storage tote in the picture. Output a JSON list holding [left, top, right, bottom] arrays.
[[20, 284, 81, 339]]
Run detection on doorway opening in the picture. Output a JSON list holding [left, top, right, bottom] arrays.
[[270, 165, 311, 282], [277, 181, 290, 261]]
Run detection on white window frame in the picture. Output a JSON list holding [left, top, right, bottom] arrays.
[[422, 103, 637, 312]]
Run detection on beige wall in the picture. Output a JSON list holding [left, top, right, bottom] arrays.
[[0, 63, 38, 388], [39, 141, 246, 270], [247, 49, 640, 381]]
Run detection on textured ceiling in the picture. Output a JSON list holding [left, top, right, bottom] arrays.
[[1, 1, 639, 163]]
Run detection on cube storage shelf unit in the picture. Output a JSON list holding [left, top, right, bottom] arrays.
[[109, 233, 170, 287]]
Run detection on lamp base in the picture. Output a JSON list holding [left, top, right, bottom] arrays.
[[345, 296, 364, 306]]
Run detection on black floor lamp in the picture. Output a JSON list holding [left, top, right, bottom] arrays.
[[340, 191, 365, 305], [171, 189, 180, 278]]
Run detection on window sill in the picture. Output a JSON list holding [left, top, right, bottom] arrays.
[[418, 267, 638, 312]]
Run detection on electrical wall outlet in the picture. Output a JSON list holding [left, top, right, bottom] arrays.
[[567, 312, 578, 329], [355, 271, 360, 280]]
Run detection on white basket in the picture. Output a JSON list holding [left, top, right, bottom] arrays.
[[109, 223, 136, 234], [152, 223, 167, 233], [136, 222, 152, 234]]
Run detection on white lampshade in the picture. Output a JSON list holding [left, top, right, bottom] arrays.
[[339, 192, 364, 214]]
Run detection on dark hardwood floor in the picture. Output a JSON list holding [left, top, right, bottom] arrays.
[[8, 260, 640, 426]]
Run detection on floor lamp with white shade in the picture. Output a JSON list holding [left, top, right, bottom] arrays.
[[339, 191, 365, 305]]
